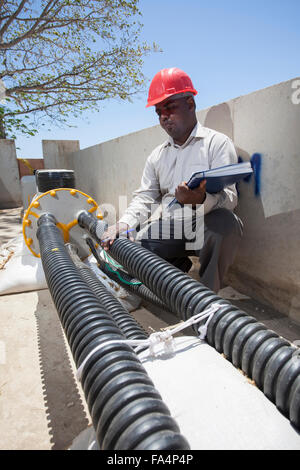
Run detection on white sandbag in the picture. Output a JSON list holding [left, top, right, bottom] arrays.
[[84, 254, 141, 312], [0, 235, 47, 295], [0, 235, 142, 313], [0, 236, 24, 268]]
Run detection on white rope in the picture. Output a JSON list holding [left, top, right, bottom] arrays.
[[87, 440, 97, 450], [76, 302, 222, 381]]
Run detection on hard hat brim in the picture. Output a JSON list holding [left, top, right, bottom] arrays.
[[146, 89, 197, 108]]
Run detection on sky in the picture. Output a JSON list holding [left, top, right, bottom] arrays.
[[15, 0, 300, 158]]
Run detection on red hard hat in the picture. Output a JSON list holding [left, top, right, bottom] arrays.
[[146, 67, 197, 108]]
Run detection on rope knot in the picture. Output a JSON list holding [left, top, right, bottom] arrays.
[[148, 330, 174, 357]]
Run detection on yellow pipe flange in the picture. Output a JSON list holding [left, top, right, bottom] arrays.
[[23, 188, 101, 257]]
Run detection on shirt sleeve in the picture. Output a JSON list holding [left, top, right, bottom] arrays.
[[119, 152, 162, 228], [197, 135, 239, 215]]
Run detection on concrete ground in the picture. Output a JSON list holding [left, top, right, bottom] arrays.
[[0, 207, 300, 450]]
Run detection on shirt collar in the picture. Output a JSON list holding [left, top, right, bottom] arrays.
[[164, 121, 207, 148]]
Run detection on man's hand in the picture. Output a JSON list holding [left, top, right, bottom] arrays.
[[100, 222, 131, 251], [175, 180, 206, 206]]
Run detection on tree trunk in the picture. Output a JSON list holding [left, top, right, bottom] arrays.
[[0, 116, 6, 138]]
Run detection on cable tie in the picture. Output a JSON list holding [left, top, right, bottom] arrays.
[[76, 303, 222, 381]]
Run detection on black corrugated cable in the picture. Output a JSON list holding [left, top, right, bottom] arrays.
[[77, 210, 300, 429], [36, 213, 190, 450], [109, 237, 300, 429]]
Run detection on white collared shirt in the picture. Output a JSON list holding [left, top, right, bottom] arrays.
[[119, 122, 238, 228]]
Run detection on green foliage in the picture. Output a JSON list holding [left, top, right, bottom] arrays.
[[0, 0, 159, 138]]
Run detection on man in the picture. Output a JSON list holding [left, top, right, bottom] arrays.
[[101, 68, 243, 292]]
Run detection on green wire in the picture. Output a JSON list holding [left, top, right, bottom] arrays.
[[100, 247, 123, 269], [98, 245, 141, 285], [105, 263, 142, 286]]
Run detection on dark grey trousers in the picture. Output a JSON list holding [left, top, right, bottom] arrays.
[[139, 209, 243, 293]]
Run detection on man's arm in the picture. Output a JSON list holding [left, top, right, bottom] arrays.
[[101, 153, 162, 250], [207, 135, 238, 212], [175, 135, 238, 214], [119, 155, 162, 227]]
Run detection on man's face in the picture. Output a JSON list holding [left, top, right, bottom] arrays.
[[155, 96, 194, 143]]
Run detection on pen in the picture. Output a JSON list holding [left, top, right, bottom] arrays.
[[167, 198, 183, 209], [101, 228, 135, 243], [167, 198, 178, 209]]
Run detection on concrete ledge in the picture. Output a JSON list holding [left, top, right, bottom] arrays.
[[226, 265, 300, 324]]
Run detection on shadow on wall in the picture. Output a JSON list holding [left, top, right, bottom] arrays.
[[34, 289, 89, 450], [203, 102, 234, 140], [0, 180, 21, 210], [202, 102, 300, 322]]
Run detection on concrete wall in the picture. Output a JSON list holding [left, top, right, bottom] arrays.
[[42, 78, 300, 322], [196, 80, 300, 323], [0, 139, 22, 209], [42, 140, 80, 171]]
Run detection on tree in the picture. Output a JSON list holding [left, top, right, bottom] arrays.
[[0, 0, 157, 138]]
